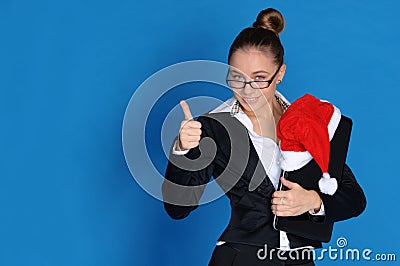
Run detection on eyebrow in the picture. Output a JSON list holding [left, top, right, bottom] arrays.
[[228, 69, 271, 75], [229, 69, 243, 74], [252, 70, 270, 75]]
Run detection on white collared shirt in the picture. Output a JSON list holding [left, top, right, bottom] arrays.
[[171, 91, 325, 250]]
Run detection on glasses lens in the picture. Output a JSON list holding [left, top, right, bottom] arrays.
[[227, 80, 244, 89], [251, 81, 269, 89]]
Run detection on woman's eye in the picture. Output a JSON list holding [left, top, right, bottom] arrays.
[[232, 75, 244, 80], [255, 76, 266, 81]]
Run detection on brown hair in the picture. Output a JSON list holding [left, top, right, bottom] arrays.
[[228, 8, 285, 66]]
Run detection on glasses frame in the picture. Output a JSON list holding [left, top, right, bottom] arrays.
[[226, 64, 282, 89]]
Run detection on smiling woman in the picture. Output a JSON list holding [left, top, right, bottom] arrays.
[[162, 7, 366, 266], [226, 49, 286, 139]]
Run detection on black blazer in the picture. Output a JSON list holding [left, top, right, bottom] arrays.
[[162, 112, 366, 248]]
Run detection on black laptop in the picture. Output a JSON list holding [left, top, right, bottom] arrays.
[[273, 115, 353, 242]]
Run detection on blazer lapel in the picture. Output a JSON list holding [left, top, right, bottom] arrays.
[[203, 112, 274, 191]]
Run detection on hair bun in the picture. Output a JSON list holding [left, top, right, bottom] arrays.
[[252, 8, 285, 35]]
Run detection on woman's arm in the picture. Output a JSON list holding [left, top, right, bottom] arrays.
[[162, 116, 215, 220]]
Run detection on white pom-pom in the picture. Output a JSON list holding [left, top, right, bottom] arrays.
[[318, 173, 338, 195]]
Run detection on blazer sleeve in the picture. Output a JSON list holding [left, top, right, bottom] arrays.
[[162, 115, 215, 220], [309, 163, 366, 223]]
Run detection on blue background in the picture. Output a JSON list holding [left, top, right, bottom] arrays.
[[1, 0, 399, 265]]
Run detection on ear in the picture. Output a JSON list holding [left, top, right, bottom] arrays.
[[277, 64, 286, 81]]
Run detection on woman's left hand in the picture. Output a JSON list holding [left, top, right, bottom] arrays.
[[271, 176, 322, 217]]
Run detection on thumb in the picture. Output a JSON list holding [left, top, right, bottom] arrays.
[[281, 176, 300, 190], [180, 100, 193, 120]]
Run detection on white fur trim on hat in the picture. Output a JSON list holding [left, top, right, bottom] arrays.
[[278, 150, 313, 171], [327, 105, 341, 140], [318, 173, 338, 195]]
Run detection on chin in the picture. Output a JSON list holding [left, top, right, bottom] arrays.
[[239, 100, 263, 113], [236, 95, 268, 113]]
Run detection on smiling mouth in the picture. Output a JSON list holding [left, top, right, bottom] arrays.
[[242, 95, 261, 104]]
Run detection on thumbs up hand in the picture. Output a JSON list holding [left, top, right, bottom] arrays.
[[176, 100, 202, 151]]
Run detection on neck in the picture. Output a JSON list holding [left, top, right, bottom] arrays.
[[243, 98, 276, 119]]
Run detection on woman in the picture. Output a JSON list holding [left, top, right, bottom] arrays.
[[162, 8, 366, 265]]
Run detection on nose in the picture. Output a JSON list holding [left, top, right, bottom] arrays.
[[241, 83, 256, 96]]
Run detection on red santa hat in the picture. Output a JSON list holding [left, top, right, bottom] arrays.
[[277, 94, 342, 195]]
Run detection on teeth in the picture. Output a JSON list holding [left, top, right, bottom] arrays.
[[245, 97, 257, 101]]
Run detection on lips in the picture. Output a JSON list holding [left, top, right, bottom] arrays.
[[242, 95, 261, 104]]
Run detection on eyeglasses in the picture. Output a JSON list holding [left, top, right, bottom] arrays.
[[226, 64, 282, 89]]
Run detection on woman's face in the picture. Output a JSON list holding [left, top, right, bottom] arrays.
[[228, 48, 286, 115]]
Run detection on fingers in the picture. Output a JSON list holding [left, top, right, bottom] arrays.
[[180, 100, 193, 120], [272, 204, 303, 216], [178, 100, 203, 150], [272, 190, 287, 199], [179, 131, 201, 147], [273, 210, 295, 217], [271, 197, 302, 217], [280, 176, 300, 189], [271, 192, 288, 214], [179, 122, 202, 141], [179, 134, 201, 143], [271, 184, 313, 216], [181, 120, 202, 129], [271, 196, 287, 205], [179, 141, 202, 150], [271, 203, 289, 211], [271, 202, 295, 217], [271, 191, 293, 206]]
